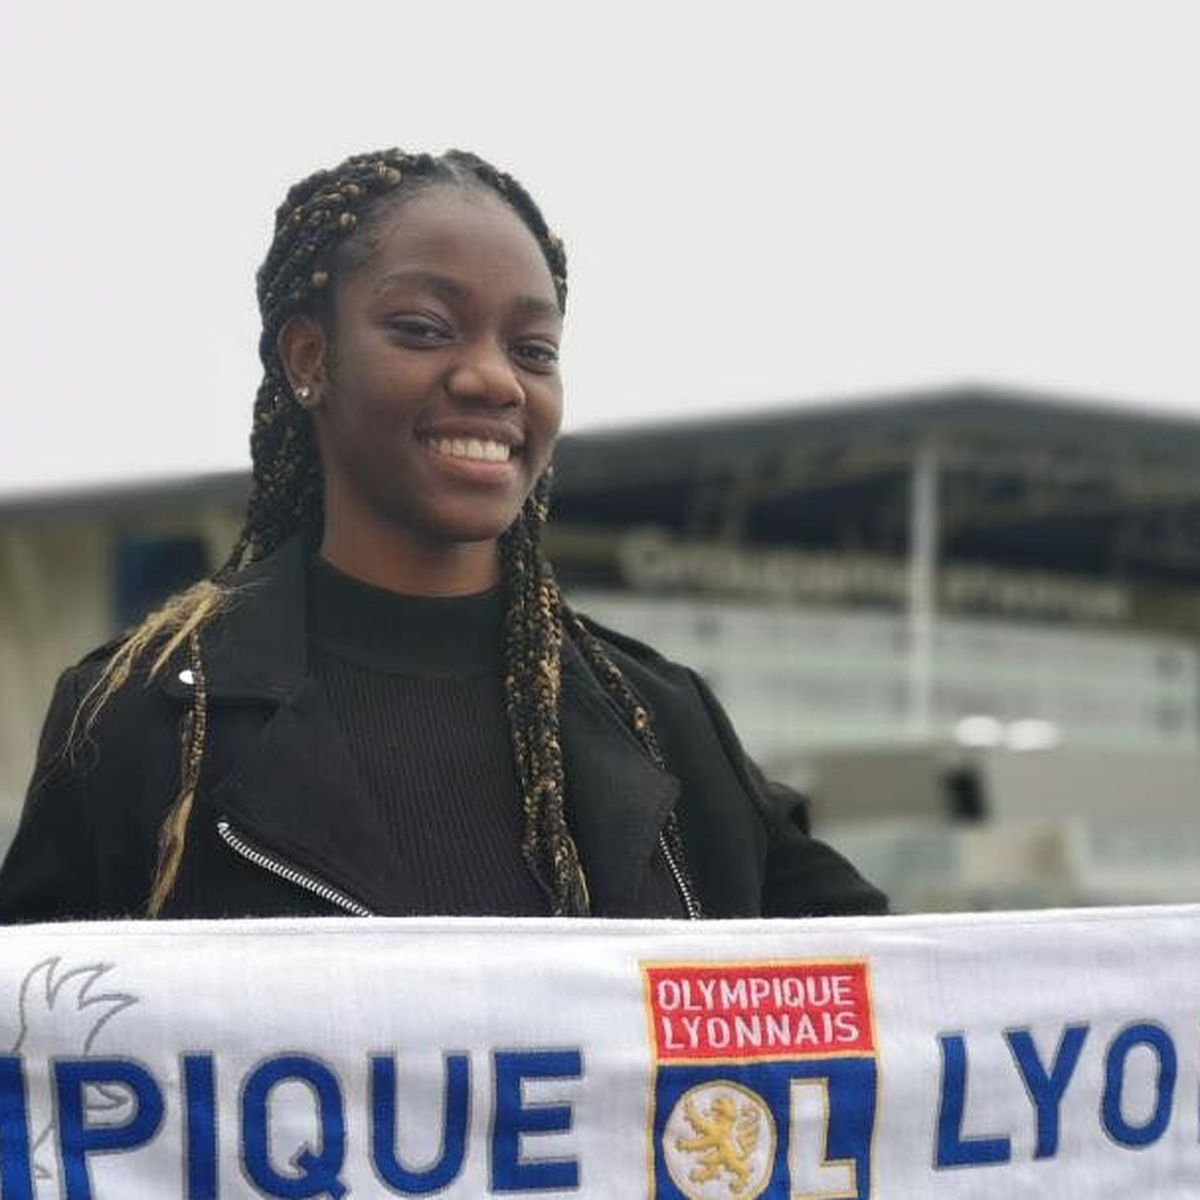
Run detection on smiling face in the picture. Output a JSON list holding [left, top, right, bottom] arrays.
[[280, 184, 564, 593]]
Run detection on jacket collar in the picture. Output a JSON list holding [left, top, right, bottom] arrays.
[[161, 530, 600, 702], [162, 531, 681, 915], [160, 533, 311, 702]]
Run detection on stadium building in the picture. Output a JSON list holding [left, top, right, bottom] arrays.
[[3, 384, 1199, 910]]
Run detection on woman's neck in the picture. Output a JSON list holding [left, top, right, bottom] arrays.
[[318, 519, 500, 597]]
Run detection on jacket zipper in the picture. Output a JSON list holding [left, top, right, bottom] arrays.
[[218, 819, 694, 922], [216, 819, 373, 917], [658, 832, 701, 919]]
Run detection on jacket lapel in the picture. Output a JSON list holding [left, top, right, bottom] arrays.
[[160, 535, 416, 913], [208, 676, 417, 914], [560, 650, 682, 915]]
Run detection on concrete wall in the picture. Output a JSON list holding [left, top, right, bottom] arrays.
[[0, 523, 111, 836], [0, 509, 240, 846]]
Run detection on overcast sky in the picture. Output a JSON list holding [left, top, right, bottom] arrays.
[[2, 1, 1197, 496]]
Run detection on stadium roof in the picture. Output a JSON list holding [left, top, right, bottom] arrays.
[[554, 381, 1200, 487], [7, 383, 1200, 580]]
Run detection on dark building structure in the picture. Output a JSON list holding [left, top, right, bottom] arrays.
[[4, 384, 1200, 908]]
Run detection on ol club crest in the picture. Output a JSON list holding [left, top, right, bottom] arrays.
[[643, 960, 878, 1199]]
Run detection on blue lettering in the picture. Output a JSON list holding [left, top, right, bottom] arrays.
[[1006, 1024, 1089, 1159], [371, 1054, 469, 1193], [0, 1056, 34, 1200], [55, 1058, 165, 1200], [184, 1054, 218, 1200], [491, 1049, 581, 1192], [935, 1034, 1012, 1168], [1102, 1024, 1176, 1148], [242, 1055, 347, 1199]]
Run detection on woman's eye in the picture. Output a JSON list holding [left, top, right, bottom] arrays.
[[388, 317, 451, 345], [513, 341, 559, 370]]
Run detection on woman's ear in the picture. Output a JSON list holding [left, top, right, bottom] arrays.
[[277, 314, 328, 406]]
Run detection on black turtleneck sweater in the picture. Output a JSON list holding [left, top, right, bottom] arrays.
[[306, 558, 550, 916]]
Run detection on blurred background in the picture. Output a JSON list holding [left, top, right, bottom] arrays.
[[2, 2, 1198, 911]]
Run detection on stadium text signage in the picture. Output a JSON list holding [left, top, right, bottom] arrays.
[[0, 906, 1196, 1197], [618, 528, 1130, 622]]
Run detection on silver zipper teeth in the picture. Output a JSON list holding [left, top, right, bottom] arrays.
[[216, 819, 373, 917], [659, 832, 701, 919], [219, 818, 693, 921]]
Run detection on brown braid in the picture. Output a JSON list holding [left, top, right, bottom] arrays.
[[126, 148, 697, 916], [560, 611, 695, 905]]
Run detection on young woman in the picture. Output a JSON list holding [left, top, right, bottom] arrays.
[[0, 149, 885, 922]]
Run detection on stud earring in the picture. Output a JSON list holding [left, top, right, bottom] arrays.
[[294, 384, 320, 411]]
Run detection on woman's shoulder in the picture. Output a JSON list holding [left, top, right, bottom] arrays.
[[61, 630, 178, 698], [567, 610, 744, 758], [569, 611, 688, 680], [568, 609, 718, 718], [40, 626, 192, 776], [70, 630, 135, 679]]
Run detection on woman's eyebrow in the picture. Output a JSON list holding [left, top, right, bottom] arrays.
[[374, 268, 468, 301], [374, 269, 559, 320], [511, 294, 561, 322]]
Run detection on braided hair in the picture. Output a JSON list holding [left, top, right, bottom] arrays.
[[92, 148, 697, 917]]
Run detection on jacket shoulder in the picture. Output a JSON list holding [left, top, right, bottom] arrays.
[[73, 631, 131, 675], [57, 629, 175, 701], [571, 612, 690, 683]]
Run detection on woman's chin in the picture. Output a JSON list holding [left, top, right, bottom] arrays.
[[390, 503, 526, 551]]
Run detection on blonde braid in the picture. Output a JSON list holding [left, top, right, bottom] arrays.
[[68, 579, 226, 751], [146, 628, 208, 916]]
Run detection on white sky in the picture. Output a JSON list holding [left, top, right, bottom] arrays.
[[2, 0, 1197, 495]]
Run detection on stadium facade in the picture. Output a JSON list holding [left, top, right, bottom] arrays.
[[3, 384, 1199, 910]]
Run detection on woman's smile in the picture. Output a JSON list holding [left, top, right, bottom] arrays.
[[419, 432, 521, 482], [416, 414, 527, 476], [425, 438, 513, 464]]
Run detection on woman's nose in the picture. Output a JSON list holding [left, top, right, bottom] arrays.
[[446, 344, 526, 407]]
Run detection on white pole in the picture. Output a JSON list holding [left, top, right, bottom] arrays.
[[908, 442, 939, 739]]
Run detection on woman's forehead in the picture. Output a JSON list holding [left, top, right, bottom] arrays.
[[351, 186, 557, 300]]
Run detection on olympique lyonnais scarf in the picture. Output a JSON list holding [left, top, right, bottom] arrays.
[[0, 906, 1196, 1198]]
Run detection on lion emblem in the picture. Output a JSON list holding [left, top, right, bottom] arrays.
[[663, 1081, 775, 1199]]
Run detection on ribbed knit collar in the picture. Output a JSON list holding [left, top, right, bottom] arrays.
[[307, 556, 506, 678]]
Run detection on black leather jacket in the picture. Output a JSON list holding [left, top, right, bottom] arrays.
[[0, 535, 886, 922]]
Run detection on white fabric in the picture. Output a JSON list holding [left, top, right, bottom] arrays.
[[0, 904, 1197, 1198]]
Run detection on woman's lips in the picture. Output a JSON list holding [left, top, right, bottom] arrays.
[[424, 435, 513, 463], [419, 435, 519, 481]]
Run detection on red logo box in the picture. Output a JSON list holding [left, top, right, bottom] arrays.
[[645, 961, 874, 1062]]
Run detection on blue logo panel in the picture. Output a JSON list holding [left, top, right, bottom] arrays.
[[652, 1058, 876, 1199]]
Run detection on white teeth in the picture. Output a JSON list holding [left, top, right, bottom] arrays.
[[427, 436, 512, 463]]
